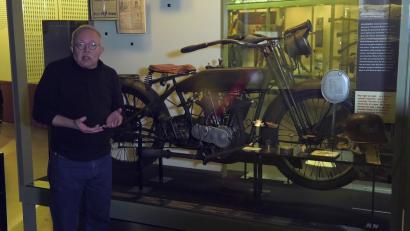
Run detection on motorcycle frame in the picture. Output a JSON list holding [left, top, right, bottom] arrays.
[[129, 40, 321, 151]]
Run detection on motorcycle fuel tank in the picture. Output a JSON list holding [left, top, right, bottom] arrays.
[[176, 67, 266, 92]]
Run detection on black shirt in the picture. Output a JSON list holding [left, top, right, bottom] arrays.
[[33, 56, 123, 161]]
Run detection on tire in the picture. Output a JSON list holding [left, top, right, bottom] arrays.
[[111, 80, 166, 184], [260, 89, 357, 190]]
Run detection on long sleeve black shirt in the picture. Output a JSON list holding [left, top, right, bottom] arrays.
[[33, 56, 123, 161]]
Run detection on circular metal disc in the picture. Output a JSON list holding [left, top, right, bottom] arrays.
[[321, 70, 350, 104]]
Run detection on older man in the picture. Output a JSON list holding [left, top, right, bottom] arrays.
[[33, 25, 123, 231]]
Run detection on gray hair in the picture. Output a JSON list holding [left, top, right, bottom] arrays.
[[71, 25, 102, 47]]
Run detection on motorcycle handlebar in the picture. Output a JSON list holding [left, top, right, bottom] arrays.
[[180, 42, 210, 53], [180, 36, 277, 53], [181, 20, 311, 54]]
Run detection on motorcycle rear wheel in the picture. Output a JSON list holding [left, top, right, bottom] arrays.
[[261, 89, 357, 190], [111, 81, 165, 184]]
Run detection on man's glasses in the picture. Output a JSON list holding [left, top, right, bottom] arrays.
[[74, 41, 100, 50]]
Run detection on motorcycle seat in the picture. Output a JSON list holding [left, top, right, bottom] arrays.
[[148, 64, 196, 75]]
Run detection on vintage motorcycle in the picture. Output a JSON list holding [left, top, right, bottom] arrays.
[[111, 20, 357, 190]]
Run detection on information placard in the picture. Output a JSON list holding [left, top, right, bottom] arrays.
[[355, 0, 401, 123], [117, 0, 146, 34], [355, 91, 396, 123], [357, 0, 400, 91]]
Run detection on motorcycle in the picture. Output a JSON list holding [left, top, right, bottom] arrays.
[[111, 20, 358, 190]]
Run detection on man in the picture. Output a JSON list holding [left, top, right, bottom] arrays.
[[32, 25, 123, 231]]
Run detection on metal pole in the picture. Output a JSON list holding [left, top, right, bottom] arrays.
[[6, 0, 37, 230], [393, 0, 410, 230], [330, 103, 337, 150]]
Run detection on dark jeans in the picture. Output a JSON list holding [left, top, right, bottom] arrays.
[[48, 152, 112, 231]]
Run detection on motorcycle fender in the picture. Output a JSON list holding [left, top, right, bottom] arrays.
[[119, 77, 169, 117], [293, 79, 321, 91], [264, 79, 322, 115], [261, 86, 323, 141]]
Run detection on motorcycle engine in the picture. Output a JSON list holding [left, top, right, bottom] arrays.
[[192, 95, 252, 148]]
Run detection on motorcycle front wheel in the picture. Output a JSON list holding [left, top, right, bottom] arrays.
[[260, 89, 357, 190]]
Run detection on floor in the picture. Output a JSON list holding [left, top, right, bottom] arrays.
[[0, 121, 393, 231], [1, 122, 52, 231], [1, 122, 169, 231]]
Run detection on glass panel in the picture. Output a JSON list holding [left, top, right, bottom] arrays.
[[9, 1, 88, 230], [22, 0, 89, 188], [223, 1, 393, 230], [223, 0, 359, 83]]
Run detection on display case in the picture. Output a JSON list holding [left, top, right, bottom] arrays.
[[8, 0, 410, 230]]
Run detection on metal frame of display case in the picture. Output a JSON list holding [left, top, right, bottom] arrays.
[[391, 0, 410, 230], [6, 0, 410, 230]]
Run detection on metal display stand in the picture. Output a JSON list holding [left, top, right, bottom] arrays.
[[130, 148, 391, 230], [249, 147, 386, 230], [131, 138, 391, 230]]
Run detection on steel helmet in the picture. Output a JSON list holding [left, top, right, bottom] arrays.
[[344, 113, 387, 144]]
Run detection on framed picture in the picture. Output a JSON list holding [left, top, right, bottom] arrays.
[[91, 0, 118, 20], [117, 0, 146, 34]]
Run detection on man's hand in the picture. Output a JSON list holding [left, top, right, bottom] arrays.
[[104, 108, 123, 128], [74, 116, 104, 133], [52, 115, 103, 133]]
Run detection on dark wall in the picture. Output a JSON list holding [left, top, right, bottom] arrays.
[[0, 81, 37, 123]]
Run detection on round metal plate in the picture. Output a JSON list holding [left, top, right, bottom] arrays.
[[321, 70, 350, 104]]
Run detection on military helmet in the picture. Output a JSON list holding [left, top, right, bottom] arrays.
[[344, 113, 387, 144]]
